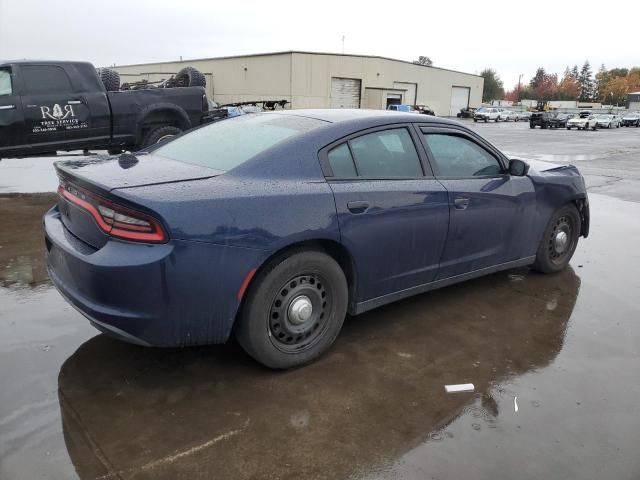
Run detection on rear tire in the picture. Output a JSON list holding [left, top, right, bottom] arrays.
[[141, 125, 182, 148], [235, 250, 348, 369], [532, 204, 580, 273], [96, 67, 120, 92]]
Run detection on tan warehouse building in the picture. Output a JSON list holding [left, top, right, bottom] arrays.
[[113, 51, 483, 116]]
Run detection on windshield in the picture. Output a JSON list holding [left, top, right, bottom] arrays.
[[153, 114, 326, 171], [476, 108, 487, 113]]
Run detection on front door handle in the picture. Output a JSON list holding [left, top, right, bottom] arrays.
[[454, 197, 469, 210], [0, 105, 16, 110], [347, 200, 370, 213], [67, 100, 83, 105]]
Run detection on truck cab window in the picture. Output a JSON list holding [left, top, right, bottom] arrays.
[[21, 65, 73, 94], [0, 69, 12, 96]]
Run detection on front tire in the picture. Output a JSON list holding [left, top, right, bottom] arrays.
[[532, 204, 580, 273], [235, 250, 348, 369]]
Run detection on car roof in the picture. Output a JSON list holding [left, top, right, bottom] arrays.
[[267, 109, 461, 128]]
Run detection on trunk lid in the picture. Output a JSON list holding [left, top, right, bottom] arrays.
[[54, 153, 221, 248], [54, 153, 223, 192]]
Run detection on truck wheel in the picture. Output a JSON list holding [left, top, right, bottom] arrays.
[[530, 124, 535, 129], [531, 204, 580, 274], [96, 68, 120, 92], [235, 250, 348, 369], [174, 67, 206, 88], [141, 126, 182, 148]]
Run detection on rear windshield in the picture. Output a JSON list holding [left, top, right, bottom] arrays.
[[153, 114, 326, 171]]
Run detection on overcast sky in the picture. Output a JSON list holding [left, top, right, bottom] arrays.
[[1, 0, 638, 89]]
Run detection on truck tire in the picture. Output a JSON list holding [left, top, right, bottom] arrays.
[[174, 67, 206, 88], [96, 68, 120, 92], [141, 126, 182, 148]]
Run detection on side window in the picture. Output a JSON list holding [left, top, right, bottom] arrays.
[[0, 69, 12, 96], [327, 143, 357, 177], [423, 133, 503, 178], [349, 128, 422, 177], [20, 65, 73, 94]]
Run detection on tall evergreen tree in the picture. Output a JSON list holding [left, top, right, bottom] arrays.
[[480, 68, 504, 102], [571, 65, 579, 79], [578, 61, 593, 101], [530, 68, 546, 89]]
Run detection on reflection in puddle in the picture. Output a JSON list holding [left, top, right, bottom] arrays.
[[0, 193, 55, 291], [58, 268, 580, 479]]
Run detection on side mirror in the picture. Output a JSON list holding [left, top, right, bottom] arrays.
[[509, 158, 530, 176]]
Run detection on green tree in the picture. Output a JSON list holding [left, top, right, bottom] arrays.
[[480, 68, 504, 102], [413, 56, 433, 66], [529, 67, 546, 89], [578, 61, 594, 101]]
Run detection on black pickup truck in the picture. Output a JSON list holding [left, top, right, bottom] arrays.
[[0, 60, 211, 158]]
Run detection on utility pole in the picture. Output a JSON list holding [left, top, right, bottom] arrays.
[[517, 73, 523, 100]]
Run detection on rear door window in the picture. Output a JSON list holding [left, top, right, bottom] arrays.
[[348, 128, 423, 177], [20, 65, 73, 94], [327, 143, 357, 177]]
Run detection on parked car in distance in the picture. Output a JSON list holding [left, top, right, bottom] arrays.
[[387, 104, 419, 113], [45, 110, 590, 369], [414, 105, 435, 115], [457, 107, 476, 118], [567, 114, 598, 131], [595, 114, 620, 129], [473, 107, 501, 122], [498, 110, 515, 121], [530, 111, 570, 129], [622, 112, 640, 127], [513, 111, 531, 122]]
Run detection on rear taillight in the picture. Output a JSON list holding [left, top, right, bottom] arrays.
[[202, 94, 208, 112], [58, 181, 167, 243]]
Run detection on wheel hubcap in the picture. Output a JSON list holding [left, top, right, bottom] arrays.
[[554, 230, 569, 253], [268, 274, 330, 352], [548, 215, 574, 264], [288, 295, 313, 325]]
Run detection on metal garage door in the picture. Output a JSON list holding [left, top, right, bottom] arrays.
[[331, 78, 361, 108], [450, 86, 470, 116]]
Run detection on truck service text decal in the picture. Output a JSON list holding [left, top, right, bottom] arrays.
[[33, 103, 89, 133]]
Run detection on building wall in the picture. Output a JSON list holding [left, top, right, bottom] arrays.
[[114, 53, 292, 105], [113, 52, 483, 116], [290, 52, 483, 115]]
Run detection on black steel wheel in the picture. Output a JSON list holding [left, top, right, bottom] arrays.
[[268, 273, 331, 353], [532, 204, 580, 273], [235, 250, 348, 369]]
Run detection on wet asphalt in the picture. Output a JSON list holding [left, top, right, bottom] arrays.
[[1, 121, 639, 479]]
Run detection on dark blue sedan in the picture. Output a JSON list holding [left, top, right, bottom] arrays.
[[44, 110, 589, 368]]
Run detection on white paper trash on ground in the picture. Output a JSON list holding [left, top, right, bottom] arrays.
[[445, 383, 475, 393]]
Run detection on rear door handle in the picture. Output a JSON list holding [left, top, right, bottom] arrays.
[[454, 197, 469, 210], [0, 105, 16, 110], [347, 201, 370, 213]]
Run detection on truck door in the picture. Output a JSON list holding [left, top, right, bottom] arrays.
[[16, 64, 94, 152], [0, 66, 26, 153]]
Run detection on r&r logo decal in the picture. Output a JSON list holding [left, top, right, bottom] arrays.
[[40, 103, 75, 120]]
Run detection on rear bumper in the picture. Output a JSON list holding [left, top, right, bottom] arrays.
[[44, 206, 265, 346]]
